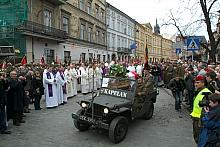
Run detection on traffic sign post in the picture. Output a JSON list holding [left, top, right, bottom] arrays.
[[186, 37, 201, 61]]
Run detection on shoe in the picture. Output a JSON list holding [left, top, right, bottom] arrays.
[[24, 110, 30, 113], [0, 130, 11, 134], [13, 122, 21, 126], [19, 120, 25, 123]]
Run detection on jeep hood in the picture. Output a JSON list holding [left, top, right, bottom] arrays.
[[83, 95, 132, 108]]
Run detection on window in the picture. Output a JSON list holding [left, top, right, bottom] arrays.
[[44, 9, 52, 27], [96, 30, 100, 44], [117, 36, 120, 47], [107, 54, 110, 62], [95, 5, 99, 19], [100, 9, 104, 21], [102, 32, 105, 44], [97, 54, 101, 63], [88, 27, 92, 42], [62, 16, 69, 33], [45, 49, 54, 64], [89, 53, 93, 64], [79, 0, 84, 10], [81, 53, 86, 63], [87, 1, 92, 14], [112, 34, 115, 48], [117, 20, 120, 32], [112, 19, 115, 29], [107, 33, 110, 48], [80, 24, 86, 40], [64, 51, 71, 64], [103, 55, 106, 62]]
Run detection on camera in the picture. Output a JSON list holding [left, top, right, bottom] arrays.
[[198, 92, 211, 107]]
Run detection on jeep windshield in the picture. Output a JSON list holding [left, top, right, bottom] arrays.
[[100, 76, 136, 100]]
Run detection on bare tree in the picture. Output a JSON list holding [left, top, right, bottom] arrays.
[[163, 0, 220, 62]]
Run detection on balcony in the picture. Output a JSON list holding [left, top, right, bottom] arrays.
[[46, 0, 67, 6], [17, 21, 67, 40]]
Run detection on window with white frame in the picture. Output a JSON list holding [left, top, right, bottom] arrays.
[[88, 26, 93, 42], [80, 23, 86, 40], [79, 0, 84, 10], [44, 9, 52, 27], [62, 16, 69, 33], [95, 5, 99, 19], [87, 1, 92, 14], [96, 30, 100, 44]]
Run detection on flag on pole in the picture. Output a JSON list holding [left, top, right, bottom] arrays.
[[21, 55, 27, 65], [40, 56, 45, 65], [144, 44, 149, 70]]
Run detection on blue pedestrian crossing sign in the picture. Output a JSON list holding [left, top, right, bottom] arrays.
[[187, 37, 200, 51]]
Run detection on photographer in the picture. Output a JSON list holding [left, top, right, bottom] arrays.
[[191, 75, 211, 144], [206, 71, 219, 93], [198, 93, 220, 147]]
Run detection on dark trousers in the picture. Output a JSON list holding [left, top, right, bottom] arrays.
[[34, 95, 42, 110], [192, 118, 202, 144], [188, 90, 194, 110], [24, 91, 30, 112], [0, 105, 7, 132], [172, 91, 182, 110], [13, 111, 22, 124]]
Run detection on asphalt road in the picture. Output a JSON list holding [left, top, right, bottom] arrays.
[[0, 88, 196, 147]]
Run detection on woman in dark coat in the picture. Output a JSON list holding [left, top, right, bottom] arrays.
[[32, 71, 44, 110]]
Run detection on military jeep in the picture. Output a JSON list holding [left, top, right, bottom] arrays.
[[72, 76, 158, 143]]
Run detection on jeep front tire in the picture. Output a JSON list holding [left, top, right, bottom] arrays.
[[109, 116, 128, 143]]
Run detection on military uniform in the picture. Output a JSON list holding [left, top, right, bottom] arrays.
[[134, 75, 155, 112]]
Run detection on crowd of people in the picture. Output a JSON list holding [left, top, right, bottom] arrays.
[[1, 59, 220, 146]]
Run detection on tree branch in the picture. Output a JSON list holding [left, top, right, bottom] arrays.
[[208, 0, 218, 14]]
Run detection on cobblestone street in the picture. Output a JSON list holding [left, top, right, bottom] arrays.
[[0, 88, 196, 147]]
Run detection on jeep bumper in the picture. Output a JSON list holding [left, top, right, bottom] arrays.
[[72, 113, 109, 130]]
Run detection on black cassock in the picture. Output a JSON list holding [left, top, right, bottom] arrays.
[[7, 79, 25, 120]]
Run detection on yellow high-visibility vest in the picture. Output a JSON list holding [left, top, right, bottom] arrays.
[[190, 88, 211, 118]]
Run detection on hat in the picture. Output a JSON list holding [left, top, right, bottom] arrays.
[[195, 75, 205, 82]]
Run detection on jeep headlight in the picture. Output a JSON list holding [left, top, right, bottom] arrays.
[[104, 108, 109, 114], [81, 102, 87, 108]]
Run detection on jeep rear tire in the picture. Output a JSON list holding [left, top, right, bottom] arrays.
[[143, 102, 154, 120], [74, 109, 90, 131], [109, 116, 128, 143]]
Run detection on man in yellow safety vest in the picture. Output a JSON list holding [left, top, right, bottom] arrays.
[[191, 74, 211, 144]]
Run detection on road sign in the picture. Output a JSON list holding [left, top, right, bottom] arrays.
[[187, 37, 200, 51], [172, 42, 184, 49], [176, 48, 181, 54]]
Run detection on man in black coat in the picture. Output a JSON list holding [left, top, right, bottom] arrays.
[[7, 71, 25, 126], [0, 73, 11, 134]]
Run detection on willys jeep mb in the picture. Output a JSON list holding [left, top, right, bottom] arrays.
[[72, 76, 158, 143]]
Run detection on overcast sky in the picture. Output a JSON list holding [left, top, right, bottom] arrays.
[[106, 0, 220, 39], [106, 0, 179, 36]]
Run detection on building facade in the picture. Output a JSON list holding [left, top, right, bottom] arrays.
[[0, 0, 107, 64], [106, 2, 135, 62]]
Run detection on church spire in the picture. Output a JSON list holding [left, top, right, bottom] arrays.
[[154, 18, 160, 35]]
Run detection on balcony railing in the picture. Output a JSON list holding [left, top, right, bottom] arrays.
[[46, 0, 67, 6], [17, 21, 67, 40]]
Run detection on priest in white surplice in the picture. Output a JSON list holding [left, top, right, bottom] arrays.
[[95, 64, 103, 89], [70, 64, 78, 96], [64, 66, 74, 98], [43, 66, 58, 108], [87, 64, 96, 92], [56, 66, 67, 104], [79, 63, 88, 94]]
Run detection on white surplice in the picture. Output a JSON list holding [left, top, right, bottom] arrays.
[[56, 71, 67, 104], [43, 72, 58, 108], [79, 66, 88, 94], [64, 69, 74, 98], [95, 67, 103, 89], [70, 68, 78, 96]]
